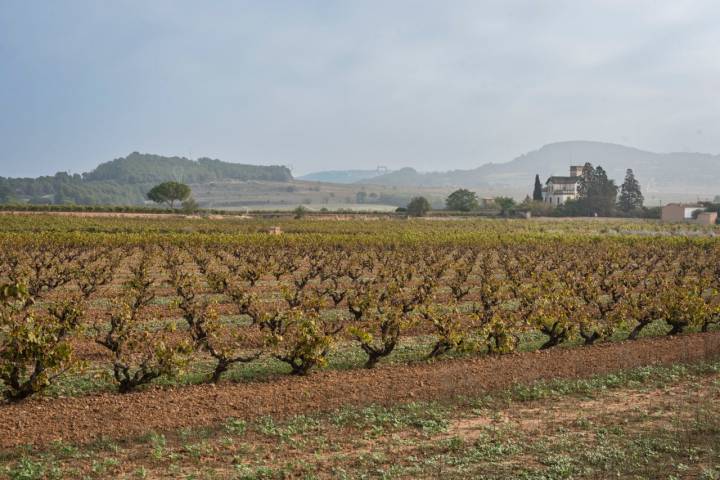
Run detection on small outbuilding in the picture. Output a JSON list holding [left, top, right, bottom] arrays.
[[696, 211, 718, 225], [661, 204, 718, 225], [661, 204, 705, 222]]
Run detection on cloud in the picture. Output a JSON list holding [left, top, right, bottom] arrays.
[[1, 0, 719, 177]]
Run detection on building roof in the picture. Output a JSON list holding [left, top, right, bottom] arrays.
[[546, 176, 581, 185]]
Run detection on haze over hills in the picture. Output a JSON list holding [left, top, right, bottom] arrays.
[[298, 170, 392, 184], [0, 152, 444, 210], [2, 142, 718, 208], [354, 141, 720, 203]]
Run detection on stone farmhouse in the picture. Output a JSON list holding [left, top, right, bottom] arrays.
[[542, 166, 584, 206]]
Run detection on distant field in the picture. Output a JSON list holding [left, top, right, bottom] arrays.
[[190, 178, 453, 210], [220, 203, 400, 212]]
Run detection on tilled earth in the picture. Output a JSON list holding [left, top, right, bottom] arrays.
[[2, 332, 719, 450]]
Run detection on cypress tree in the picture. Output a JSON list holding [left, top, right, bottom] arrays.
[[532, 174, 543, 201]]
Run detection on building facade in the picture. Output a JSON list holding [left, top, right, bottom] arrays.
[[697, 212, 719, 225], [661, 204, 712, 223], [543, 166, 584, 206]]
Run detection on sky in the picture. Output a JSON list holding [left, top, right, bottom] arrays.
[[1, 0, 719, 178]]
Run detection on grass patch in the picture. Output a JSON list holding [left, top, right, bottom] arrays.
[[3, 359, 719, 479]]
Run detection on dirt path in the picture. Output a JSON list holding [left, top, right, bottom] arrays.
[[445, 372, 719, 442], [2, 332, 719, 450]]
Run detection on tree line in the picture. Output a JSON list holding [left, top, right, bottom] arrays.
[[401, 191, 516, 217], [554, 163, 645, 217], [403, 163, 648, 218], [404, 164, 652, 218]]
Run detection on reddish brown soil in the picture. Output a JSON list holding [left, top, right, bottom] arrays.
[[0, 211, 208, 219], [2, 332, 719, 450]]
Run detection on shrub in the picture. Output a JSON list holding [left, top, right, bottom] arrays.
[[181, 197, 200, 214], [406, 197, 431, 217], [445, 189, 479, 212]]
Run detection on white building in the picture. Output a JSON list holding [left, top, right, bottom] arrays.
[[543, 166, 584, 206]]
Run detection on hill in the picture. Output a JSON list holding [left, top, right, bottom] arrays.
[[0, 153, 292, 205], [360, 141, 720, 201], [84, 152, 292, 184], [355, 167, 490, 188], [298, 169, 391, 184]]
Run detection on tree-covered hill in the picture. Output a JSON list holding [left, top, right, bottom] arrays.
[[84, 153, 292, 184], [0, 153, 292, 206]]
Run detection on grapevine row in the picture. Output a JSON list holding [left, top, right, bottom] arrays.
[[1, 235, 719, 401]]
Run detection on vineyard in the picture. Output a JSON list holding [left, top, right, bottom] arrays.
[[0, 215, 718, 476], [1, 214, 719, 405]]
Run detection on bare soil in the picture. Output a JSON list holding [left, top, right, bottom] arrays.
[[445, 374, 717, 443], [2, 332, 718, 450], [0, 211, 198, 219]]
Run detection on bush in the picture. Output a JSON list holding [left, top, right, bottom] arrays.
[[181, 197, 200, 214], [294, 205, 308, 219], [494, 197, 516, 217], [406, 197, 431, 217], [445, 189, 479, 212], [520, 200, 554, 217]]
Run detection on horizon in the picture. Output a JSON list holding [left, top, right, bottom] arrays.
[[4, 138, 720, 180], [2, 1, 720, 178]]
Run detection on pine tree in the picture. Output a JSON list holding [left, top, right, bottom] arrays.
[[532, 174, 543, 201], [618, 169, 644, 212], [591, 166, 610, 197], [591, 166, 618, 216], [573, 163, 618, 216]]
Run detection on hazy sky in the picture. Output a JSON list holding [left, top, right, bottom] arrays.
[[1, 0, 719, 178]]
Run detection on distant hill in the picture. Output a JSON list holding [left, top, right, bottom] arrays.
[[0, 153, 292, 205], [359, 141, 720, 200], [298, 169, 390, 184], [4, 142, 718, 207], [356, 167, 490, 188], [85, 152, 292, 184]]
